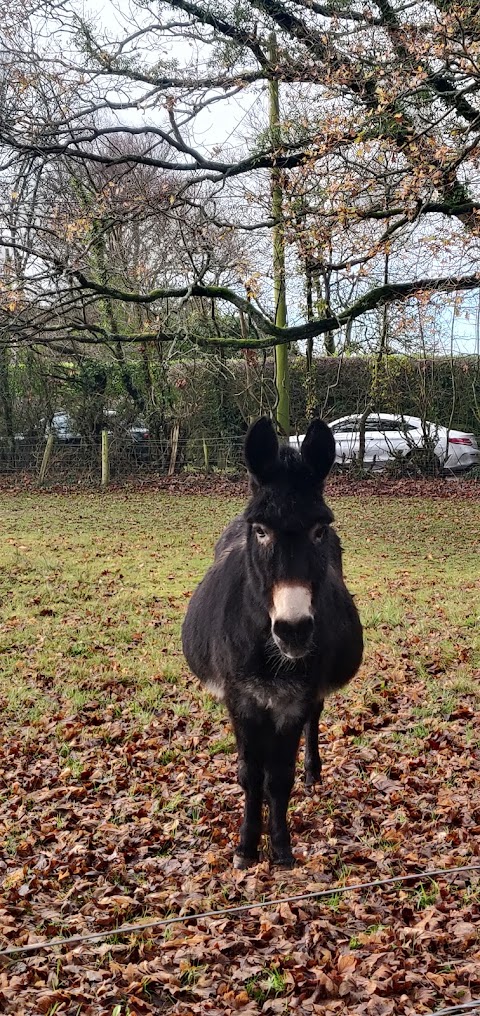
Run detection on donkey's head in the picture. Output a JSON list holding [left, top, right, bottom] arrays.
[[244, 417, 336, 660]]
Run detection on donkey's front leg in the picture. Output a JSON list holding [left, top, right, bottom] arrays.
[[232, 717, 264, 869], [304, 699, 324, 787], [264, 724, 303, 868]]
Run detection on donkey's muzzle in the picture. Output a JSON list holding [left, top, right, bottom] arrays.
[[272, 616, 314, 658]]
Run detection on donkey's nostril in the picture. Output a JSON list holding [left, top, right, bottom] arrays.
[[273, 616, 313, 649]]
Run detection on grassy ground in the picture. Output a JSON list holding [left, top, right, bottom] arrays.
[[0, 491, 479, 1015]]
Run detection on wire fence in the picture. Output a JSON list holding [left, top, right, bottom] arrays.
[[430, 1005, 480, 1016], [0, 435, 245, 480], [3, 865, 479, 1016], [0, 434, 479, 483], [2, 861, 479, 958]]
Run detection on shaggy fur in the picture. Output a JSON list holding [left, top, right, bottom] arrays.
[[182, 417, 363, 867]]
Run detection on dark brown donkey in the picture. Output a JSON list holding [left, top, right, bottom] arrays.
[[182, 417, 363, 868]]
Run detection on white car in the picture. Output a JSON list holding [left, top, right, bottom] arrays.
[[290, 414, 480, 474], [45, 411, 81, 443], [45, 411, 149, 450]]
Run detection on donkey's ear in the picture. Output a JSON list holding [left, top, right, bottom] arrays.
[[244, 417, 279, 483], [301, 419, 336, 481]]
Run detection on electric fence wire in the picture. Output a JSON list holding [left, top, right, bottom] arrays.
[[1, 861, 479, 958]]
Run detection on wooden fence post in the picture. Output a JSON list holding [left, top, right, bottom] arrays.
[[168, 423, 180, 477], [202, 438, 209, 473], [39, 434, 54, 483], [101, 429, 109, 487]]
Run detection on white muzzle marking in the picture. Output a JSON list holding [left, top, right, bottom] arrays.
[[270, 583, 313, 624]]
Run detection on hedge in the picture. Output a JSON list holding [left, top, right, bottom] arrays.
[[2, 352, 480, 441], [172, 355, 480, 438]]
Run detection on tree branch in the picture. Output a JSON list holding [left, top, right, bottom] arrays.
[[60, 269, 480, 346]]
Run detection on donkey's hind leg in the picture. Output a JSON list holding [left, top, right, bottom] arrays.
[[304, 699, 324, 787]]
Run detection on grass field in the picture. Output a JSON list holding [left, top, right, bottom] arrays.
[[0, 491, 479, 1015]]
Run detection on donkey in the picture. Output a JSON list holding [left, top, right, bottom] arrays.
[[182, 417, 363, 868]]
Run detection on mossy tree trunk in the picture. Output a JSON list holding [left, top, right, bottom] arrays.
[[269, 34, 289, 437]]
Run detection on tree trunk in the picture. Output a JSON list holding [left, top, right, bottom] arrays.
[[269, 33, 289, 437]]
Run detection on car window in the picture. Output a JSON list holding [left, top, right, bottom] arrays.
[[333, 420, 357, 434], [364, 418, 383, 432], [386, 418, 415, 432], [370, 417, 415, 433], [374, 417, 397, 432]]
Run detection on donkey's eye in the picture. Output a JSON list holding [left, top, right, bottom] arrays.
[[253, 524, 272, 544], [311, 524, 326, 543]]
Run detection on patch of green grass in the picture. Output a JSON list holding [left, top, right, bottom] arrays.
[[0, 493, 237, 732], [186, 804, 204, 822], [161, 791, 185, 813], [352, 735, 368, 747], [245, 966, 289, 1002], [3, 832, 23, 860], [58, 743, 84, 777], [200, 695, 225, 719], [361, 596, 404, 631], [324, 892, 342, 912], [415, 881, 440, 910], [335, 863, 354, 884], [207, 734, 235, 756], [173, 703, 190, 718], [448, 672, 480, 698], [264, 968, 288, 996], [411, 723, 429, 739], [158, 748, 180, 765], [180, 962, 208, 987], [105, 935, 124, 946], [462, 884, 480, 906]]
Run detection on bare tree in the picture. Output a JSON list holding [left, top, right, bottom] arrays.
[[1, 0, 480, 357]]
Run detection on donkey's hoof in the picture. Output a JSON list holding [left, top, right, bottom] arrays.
[[272, 853, 296, 869], [305, 770, 322, 787], [233, 852, 259, 870]]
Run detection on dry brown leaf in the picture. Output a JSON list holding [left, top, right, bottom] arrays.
[[337, 953, 356, 973]]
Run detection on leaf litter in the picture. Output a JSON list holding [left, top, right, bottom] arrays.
[[0, 490, 479, 1015]]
